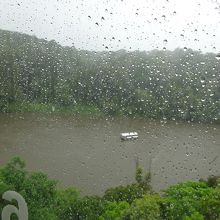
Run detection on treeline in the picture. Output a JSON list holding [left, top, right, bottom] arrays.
[[1, 157, 220, 219], [0, 29, 219, 122]]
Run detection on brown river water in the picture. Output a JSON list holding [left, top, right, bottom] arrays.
[[0, 113, 219, 195]]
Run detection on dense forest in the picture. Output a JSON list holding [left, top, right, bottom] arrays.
[[0, 29, 219, 122], [1, 157, 220, 220]]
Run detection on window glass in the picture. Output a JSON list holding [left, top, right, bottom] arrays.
[[0, 0, 219, 219]]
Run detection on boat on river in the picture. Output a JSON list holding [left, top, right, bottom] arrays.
[[120, 132, 138, 141]]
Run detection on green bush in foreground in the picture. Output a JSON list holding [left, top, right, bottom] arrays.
[[99, 201, 130, 220], [124, 194, 162, 220], [1, 157, 220, 220], [161, 182, 220, 220]]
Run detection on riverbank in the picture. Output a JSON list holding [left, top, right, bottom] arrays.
[[2, 102, 103, 116], [1, 101, 219, 124]]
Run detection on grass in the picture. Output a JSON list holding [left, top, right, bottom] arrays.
[[2, 101, 220, 123], [6, 102, 103, 116]]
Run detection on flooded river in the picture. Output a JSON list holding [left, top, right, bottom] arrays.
[[0, 113, 219, 195]]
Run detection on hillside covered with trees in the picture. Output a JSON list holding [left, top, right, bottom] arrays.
[[0, 29, 219, 122]]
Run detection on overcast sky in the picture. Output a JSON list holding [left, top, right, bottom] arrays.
[[0, 0, 220, 52]]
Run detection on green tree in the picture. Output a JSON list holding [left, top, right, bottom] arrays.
[[63, 196, 106, 220], [135, 166, 151, 191], [124, 194, 161, 220], [162, 181, 220, 220], [104, 184, 145, 204], [0, 157, 26, 191], [55, 187, 80, 219], [99, 201, 130, 220]]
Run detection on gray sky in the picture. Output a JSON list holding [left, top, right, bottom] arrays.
[[0, 0, 220, 52]]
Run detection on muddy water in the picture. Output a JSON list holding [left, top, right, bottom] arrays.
[[0, 113, 219, 195]]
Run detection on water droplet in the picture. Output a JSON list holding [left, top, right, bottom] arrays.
[[216, 53, 220, 60]]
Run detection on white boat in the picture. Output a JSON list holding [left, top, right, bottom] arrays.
[[120, 132, 138, 141]]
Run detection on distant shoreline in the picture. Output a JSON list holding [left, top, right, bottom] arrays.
[[0, 102, 219, 124]]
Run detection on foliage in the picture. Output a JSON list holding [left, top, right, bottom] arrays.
[[0, 157, 58, 220], [0, 157, 26, 191], [1, 158, 220, 219], [55, 187, 80, 219], [183, 212, 205, 220], [124, 194, 162, 220], [206, 175, 220, 188], [103, 166, 151, 205], [23, 172, 57, 208], [135, 166, 151, 191], [99, 201, 130, 220], [63, 196, 106, 220], [103, 184, 145, 204], [161, 181, 220, 220], [28, 207, 58, 220]]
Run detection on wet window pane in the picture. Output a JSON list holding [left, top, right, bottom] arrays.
[[0, 0, 219, 219]]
